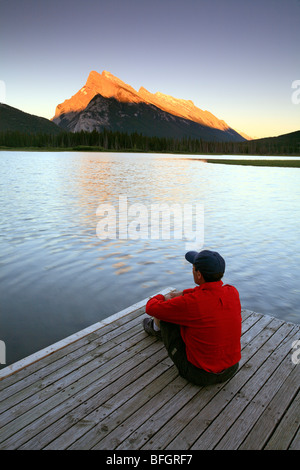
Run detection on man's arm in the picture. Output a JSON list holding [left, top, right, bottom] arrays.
[[164, 287, 197, 300], [145, 291, 196, 326], [164, 290, 183, 300]]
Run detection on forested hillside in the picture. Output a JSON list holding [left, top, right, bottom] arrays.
[[0, 129, 299, 155]]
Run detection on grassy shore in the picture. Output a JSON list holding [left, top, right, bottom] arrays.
[[205, 158, 300, 168]]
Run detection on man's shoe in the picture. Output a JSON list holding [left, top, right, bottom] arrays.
[[143, 318, 162, 339]]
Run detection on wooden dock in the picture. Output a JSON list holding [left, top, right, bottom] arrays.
[[0, 287, 299, 450]]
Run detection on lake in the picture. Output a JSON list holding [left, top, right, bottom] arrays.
[[0, 151, 300, 367]]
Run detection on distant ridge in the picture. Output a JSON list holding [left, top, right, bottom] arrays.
[[0, 103, 61, 135], [251, 129, 300, 145], [52, 70, 246, 143]]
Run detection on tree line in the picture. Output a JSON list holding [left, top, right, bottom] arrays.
[[0, 128, 299, 155]]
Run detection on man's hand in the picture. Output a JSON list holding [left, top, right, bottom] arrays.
[[164, 290, 183, 300]]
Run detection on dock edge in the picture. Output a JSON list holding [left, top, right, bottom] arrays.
[[0, 286, 176, 380]]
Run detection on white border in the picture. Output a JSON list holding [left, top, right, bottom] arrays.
[[0, 287, 175, 380]]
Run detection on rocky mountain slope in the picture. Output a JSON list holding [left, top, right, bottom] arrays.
[[52, 71, 246, 142]]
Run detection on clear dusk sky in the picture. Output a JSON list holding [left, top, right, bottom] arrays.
[[1, 0, 299, 139]]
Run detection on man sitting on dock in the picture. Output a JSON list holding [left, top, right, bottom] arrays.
[[143, 250, 242, 386]]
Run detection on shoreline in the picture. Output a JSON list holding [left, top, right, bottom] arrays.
[[1, 147, 300, 167], [201, 158, 300, 168]]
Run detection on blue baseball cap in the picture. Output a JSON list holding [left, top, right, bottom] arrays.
[[185, 249, 225, 274]]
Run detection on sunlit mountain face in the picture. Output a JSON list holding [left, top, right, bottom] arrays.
[[51, 70, 246, 142]]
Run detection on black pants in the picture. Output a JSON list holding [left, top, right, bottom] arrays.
[[160, 321, 239, 387]]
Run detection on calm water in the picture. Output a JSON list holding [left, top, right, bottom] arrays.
[[1, 151, 300, 367]]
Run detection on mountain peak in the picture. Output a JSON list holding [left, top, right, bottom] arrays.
[[53, 70, 142, 122], [86, 70, 101, 84], [88, 70, 101, 78], [52, 69, 245, 138]]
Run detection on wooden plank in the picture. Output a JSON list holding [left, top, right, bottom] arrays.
[[0, 338, 165, 449], [117, 315, 282, 450], [0, 287, 175, 381], [131, 315, 276, 450], [0, 288, 175, 409], [67, 370, 185, 450], [216, 348, 299, 449], [0, 299, 298, 451], [0, 324, 151, 422], [0, 305, 250, 395], [194, 326, 299, 450], [289, 427, 300, 450], [262, 387, 300, 450], [0, 324, 144, 418], [167, 321, 295, 450], [22, 354, 176, 449], [0, 305, 145, 392], [114, 381, 201, 451], [3, 309, 259, 451]]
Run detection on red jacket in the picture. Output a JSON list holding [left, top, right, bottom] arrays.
[[146, 281, 241, 373]]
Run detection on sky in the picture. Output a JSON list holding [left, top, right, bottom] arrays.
[[1, 0, 299, 139]]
